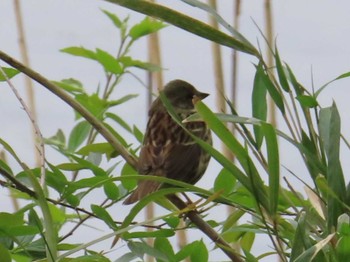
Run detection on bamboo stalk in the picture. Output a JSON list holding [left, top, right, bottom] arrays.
[[146, 1, 164, 260], [208, 0, 225, 112], [264, 0, 276, 127], [207, 0, 232, 158], [227, 0, 242, 253], [264, 1, 286, 260], [13, 0, 40, 166]]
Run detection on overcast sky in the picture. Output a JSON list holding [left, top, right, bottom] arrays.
[[1, 1, 350, 261]]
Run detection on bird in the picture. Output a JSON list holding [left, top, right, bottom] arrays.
[[123, 79, 212, 205]]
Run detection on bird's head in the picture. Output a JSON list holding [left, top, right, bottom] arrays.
[[163, 79, 209, 110]]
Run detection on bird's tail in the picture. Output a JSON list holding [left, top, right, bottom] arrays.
[[123, 180, 161, 205]]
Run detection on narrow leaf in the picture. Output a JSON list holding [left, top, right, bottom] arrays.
[[60, 46, 96, 60], [107, 0, 258, 55], [274, 47, 290, 91], [296, 95, 318, 108], [261, 123, 280, 216], [123, 229, 174, 239], [91, 204, 117, 230], [258, 64, 285, 114], [95, 48, 122, 74], [0, 244, 11, 262], [0, 67, 20, 81], [252, 64, 267, 148], [129, 17, 167, 40], [319, 103, 346, 230], [294, 233, 335, 262], [102, 9, 123, 28], [68, 121, 91, 152]]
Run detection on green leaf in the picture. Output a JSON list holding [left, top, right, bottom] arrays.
[[2, 225, 39, 236], [0, 67, 20, 81], [103, 181, 119, 200], [190, 240, 208, 262], [106, 112, 133, 133], [68, 121, 91, 152], [337, 235, 350, 261], [107, 0, 257, 55], [68, 176, 109, 192], [57, 162, 85, 171], [129, 17, 167, 40], [119, 56, 162, 71], [182, 0, 250, 45], [133, 125, 144, 143], [29, 208, 43, 233], [338, 214, 350, 235], [296, 95, 318, 108], [128, 241, 168, 261], [193, 100, 269, 209], [261, 123, 280, 216], [44, 129, 66, 148], [0, 159, 13, 176], [48, 203, 66, 224], [0, 212, 24, 227], [102, 9, 122, 28], [175, 240, 207, 261], [75, 93, 108, 119], [222, 209, 245, 232], [285, 63, 304, 96], [154, 237, 175, 262], [104, 122, 129, 148], [162, 216, 180, 228], [60, 46, 96, 60], [52, 78, 85, 94], [66, 194, 80, 207], [115, 253, 137, 262], [315, 71, 350, 97], [258, 64, 285, 114], [95, 48, 122, 74], [319, 103, 346, 230], [214, 168, 236, 195], [294, 233, 335, 262], [108, 94, 138, 107], [77, 142, 115, 157], [70, 254, 110, 262], [91, 204, 117, 230], [240, 231, 255, 252], [57, 243, 80, 251], [290, 213, 309, 261], [0, 243, 11, 262], [274, 47, 290, 92], [123, 229, 175, 239], [252, 64, 267, 148], [121, 162, 138, 190]]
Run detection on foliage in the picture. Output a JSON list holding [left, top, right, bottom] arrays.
[[1, 1, 350, 262]]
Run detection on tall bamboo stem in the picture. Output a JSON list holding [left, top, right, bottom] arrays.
[[264, 0, 276, 126], [146, 1, 164, 260], [13, 0, 40, 166]]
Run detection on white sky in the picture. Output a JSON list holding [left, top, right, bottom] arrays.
[[1, 1, 350, 261]]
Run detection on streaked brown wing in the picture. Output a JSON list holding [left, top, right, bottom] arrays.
[[163, 142, 204, 185]]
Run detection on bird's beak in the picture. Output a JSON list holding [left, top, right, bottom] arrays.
[[195, 91, 209, 100]]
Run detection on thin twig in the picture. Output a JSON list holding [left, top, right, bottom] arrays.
[[0, 66, 46, 186]]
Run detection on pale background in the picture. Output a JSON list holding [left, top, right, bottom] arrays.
[[1, 1, 350, 261]]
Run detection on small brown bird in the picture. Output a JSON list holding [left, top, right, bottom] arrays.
[[123, 79, 212, 205]]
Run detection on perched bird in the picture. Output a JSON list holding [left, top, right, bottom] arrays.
[[123, 79, 212, 205]]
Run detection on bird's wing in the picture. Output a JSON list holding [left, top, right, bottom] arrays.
[[163, 142, 204, 185]]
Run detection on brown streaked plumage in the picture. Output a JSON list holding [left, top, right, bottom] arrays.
[[123, 79, 212, 205]]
